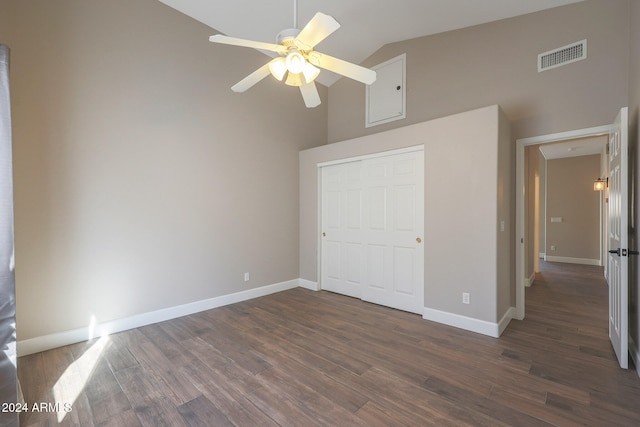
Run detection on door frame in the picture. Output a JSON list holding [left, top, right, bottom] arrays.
[[316, 144, 425, 299], [515, 124, 612, 320]]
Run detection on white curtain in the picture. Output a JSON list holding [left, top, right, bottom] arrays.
[[0, 44, 17, 427]]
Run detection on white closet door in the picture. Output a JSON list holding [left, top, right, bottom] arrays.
[[321, 149, 424, 314], [321, 161, 364, 299], [361, 151, 424, 314]]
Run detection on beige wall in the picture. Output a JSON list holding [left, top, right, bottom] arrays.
[[545, 155, 602, 261], [539, 151, 547, 259], [328, 0, 630, 144], [0, 0, 327, 343], [497, 107, 514, 317], [300, 105, 512, 325], [423, 106, 508, 323], [525, 145, 541, 278], [629, 0, 640, 370], [524, 145, 547, 278]]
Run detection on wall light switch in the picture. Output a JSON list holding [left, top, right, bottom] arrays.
[[550, 217, 563, 223], [244, 272, 250, 282]]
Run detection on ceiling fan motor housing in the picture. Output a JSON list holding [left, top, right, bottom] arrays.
[[276, 28, 302, 47]]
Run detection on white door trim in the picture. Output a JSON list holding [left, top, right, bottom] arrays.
[[317, 145, 424, 168], [515, 125, 612, 320]]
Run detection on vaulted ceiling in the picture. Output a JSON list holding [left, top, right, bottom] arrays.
[[158, 0, 584, 86]]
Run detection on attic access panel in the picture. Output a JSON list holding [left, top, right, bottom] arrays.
[[366, 54, 406, 128]]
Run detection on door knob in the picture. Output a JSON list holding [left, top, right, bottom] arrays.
[[609, 248, 621, 256], [416, 237, 422, 243]]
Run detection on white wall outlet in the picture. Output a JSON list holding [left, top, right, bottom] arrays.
[[550, 245, 556, 251], [244, 272, 250, 282], [462, 292, 470, 304]]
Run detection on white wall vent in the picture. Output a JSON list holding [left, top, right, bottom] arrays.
[[538, 40, 587, 72]]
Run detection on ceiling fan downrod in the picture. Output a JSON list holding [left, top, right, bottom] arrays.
[[277, 0, 301, 45]]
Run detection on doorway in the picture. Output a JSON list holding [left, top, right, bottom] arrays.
[[516, 108, 631, 370], [516, 124, 612, 320]]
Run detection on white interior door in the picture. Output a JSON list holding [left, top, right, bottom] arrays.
[[320, 149, 424, 314], [607, 107, 628, 370]]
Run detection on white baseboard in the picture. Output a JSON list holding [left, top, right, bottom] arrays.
[[630, 336, 640, 379], [498, 307, 517, 336], [545, 256, 601, 266], [298, 279, 319, 291], [17, 278, 304, 356], [422, 306, 516, 338], [526, 273, 535, 287]]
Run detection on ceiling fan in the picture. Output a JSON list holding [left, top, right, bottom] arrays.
[[209, 1, 377, 108]]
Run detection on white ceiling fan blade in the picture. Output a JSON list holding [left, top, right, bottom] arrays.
[[231, 62, 272, 93], [294, 12, 340, 51], [307, 52, 376, 85], [299, 82, 321, 108], [209, 34, 287, 55]]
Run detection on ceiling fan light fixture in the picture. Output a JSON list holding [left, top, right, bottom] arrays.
[[269, 57, 287, 81], [285, 71, 304, 87], [302, 62, 320, 83], [285, 50, 306, 74]]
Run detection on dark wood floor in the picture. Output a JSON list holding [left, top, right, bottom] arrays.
[[17, 262, 640, 426]]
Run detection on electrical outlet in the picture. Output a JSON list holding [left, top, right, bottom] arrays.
[[462, 292, 470, 304], [550, 245, 556, 251], [244, 272, 250, 282]]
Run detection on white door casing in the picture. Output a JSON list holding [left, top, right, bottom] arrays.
[[607, 107, 629, 370], [320, 148, 424, 314]]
